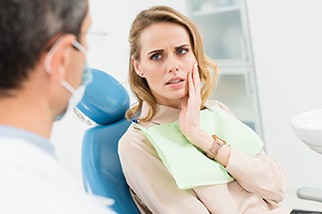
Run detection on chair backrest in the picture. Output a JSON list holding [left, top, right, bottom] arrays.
[[76, 68, 140, 214]]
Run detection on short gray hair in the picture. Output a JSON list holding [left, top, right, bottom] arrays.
[[0, 0, 88, 96]]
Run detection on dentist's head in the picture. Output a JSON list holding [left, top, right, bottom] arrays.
[[0, 0, 92, 137]]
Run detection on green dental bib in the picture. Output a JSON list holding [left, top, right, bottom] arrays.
[[137, 105, 263, 190]]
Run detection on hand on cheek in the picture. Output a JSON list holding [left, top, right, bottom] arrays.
[[179, 62, 202, 141], [178, 63, 219, 154]]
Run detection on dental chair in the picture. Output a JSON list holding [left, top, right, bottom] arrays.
[[75, 68, 140, 214]]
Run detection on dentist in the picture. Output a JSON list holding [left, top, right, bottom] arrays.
[[0, 0, 114, 213]]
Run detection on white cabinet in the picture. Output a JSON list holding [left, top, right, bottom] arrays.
[[186, 0, 263, 137]]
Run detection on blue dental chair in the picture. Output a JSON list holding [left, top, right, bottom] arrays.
[[75, 68, 140, 214]]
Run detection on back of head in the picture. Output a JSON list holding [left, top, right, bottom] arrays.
[[0, 0, 88, 97]]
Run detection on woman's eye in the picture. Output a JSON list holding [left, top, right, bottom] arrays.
[[177, 48, 188, 55], [151, 53, 161, 61]]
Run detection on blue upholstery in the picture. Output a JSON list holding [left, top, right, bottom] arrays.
[[77, 68, 130, 125], [76, 68, 140, 214]]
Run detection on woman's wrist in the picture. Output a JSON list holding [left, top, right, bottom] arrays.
[[183, 129, 231, 167], [206, 134, 227, 159], [183, 128, 213, 152], [215, 144, 231, 167]]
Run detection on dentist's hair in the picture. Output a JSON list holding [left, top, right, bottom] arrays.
[[126, 5, 219, 122], [0, 0, 88, 97]]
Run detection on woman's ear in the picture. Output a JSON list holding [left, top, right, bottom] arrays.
[[131, 56, 144, 77]]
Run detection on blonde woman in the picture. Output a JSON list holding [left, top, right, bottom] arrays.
[[119, 5, 291, 214]]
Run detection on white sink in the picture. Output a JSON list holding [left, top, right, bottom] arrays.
[[292, 108, 322, 154], [292, 108, 322, 203]]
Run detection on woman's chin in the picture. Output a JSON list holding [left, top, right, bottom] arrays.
[[168, 91, 188, 100]]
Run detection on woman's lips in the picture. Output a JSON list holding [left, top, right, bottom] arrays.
[[166, 77, 185, 89]]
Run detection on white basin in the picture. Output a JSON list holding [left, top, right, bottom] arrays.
[[292, 109, 322, 203], [292, 108, 322, 154]]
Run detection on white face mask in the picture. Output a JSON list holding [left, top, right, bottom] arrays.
[[45, 39, 92, 121]]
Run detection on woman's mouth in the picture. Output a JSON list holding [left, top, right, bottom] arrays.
[[166, 77, 185, 88]]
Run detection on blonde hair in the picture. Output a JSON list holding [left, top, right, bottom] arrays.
[[126, 5, 219, 122]]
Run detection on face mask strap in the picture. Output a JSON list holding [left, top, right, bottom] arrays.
[[72, 40, 87, 56], [45, 38, 89, 96], [45, 37, 66, 73], [61, 79, 77, 95], [45, 38, 87, 73]]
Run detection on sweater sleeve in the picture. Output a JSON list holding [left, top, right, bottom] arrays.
[[118, 124, 210, 214], [226, 148, 288, 202], [210, 100, 288, 202]]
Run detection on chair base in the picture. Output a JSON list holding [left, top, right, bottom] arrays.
[[291, 210, 322, 214]]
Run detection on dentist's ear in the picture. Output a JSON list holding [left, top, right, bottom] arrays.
[[44, 34, 76, 82], [131, 56, 144, 77]]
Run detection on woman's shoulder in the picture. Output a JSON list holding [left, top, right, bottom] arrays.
[[119, 122, 143, 145], [205, 99, 234, 116], [118, 122, 155, 153]]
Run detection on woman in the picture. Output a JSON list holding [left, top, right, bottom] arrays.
[[119, 5, 291, 214]]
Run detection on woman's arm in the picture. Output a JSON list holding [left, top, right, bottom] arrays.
[[178, 63, 287, 202], [118, 126, 210, 214], [224, 148, 288, 202], [183, 128, 287, 202]]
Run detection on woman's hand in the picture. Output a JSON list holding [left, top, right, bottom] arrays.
[[178, 62, 202, 142], [178, 62, 231, 164]]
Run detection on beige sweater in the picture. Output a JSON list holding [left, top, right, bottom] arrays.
[[118, 101, 292, 214]]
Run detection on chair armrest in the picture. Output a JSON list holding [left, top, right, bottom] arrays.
[[297, 187, 322, 203]]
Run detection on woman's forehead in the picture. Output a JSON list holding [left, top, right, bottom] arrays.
[[139, 22, 191, 51]]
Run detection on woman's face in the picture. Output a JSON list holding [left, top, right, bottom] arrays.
[[132, 22, 196, 108]]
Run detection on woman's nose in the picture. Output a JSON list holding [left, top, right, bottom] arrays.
[[169, 67, 179, 73], [167, 56, 179, 73]]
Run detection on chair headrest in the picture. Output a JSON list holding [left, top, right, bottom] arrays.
[[76, 68, 130, 125]]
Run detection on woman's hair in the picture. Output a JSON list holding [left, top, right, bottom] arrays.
[[126, 5, 219, 122], [0, 0, 88, 97]]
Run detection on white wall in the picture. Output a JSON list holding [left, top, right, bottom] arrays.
[[51, 0, 187, 186], [246, 0, 322, 190]]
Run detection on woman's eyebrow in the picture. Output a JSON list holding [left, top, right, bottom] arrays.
[[175, 44, 190, 50], [147, 49, 163, 55], [147, 44, 190, 55]]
